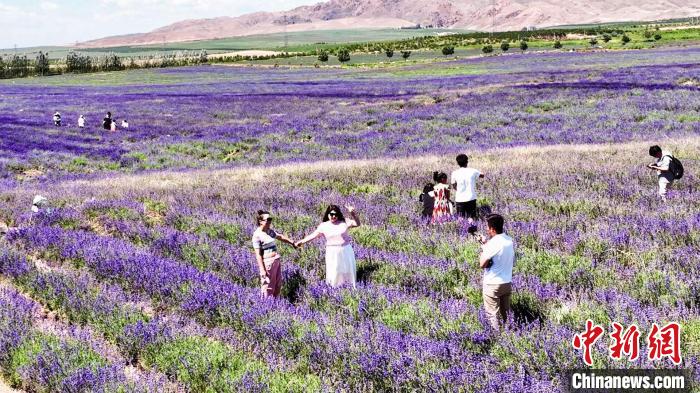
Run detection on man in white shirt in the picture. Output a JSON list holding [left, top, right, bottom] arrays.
[[478, 213, 514, 329], [647, 145, 674, 201], [451, 154, 484, 220], [78, 115, 86, 128]]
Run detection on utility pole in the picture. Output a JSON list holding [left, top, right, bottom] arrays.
[[283, 14, 288, 52], [491, 0, 495, 38]]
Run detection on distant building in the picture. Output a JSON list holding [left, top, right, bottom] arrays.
[[400, 24, 422, 30]]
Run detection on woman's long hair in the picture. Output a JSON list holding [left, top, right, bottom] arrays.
[[322, 205, 345, 222]]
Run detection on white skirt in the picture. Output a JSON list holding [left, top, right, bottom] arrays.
[[325, 244, 356, 288]]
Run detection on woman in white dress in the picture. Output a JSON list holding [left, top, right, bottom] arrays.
[[296, 205, 360, 288]]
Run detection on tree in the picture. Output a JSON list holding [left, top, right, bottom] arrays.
[[589, 38, 598, 46], [318, 50, 329, 62], [500, 41, 510, 51], [654, 34, 662, 41], [519, 41, 528, 51], [35, 51, 50, 76], [482, 45, 494, 53], [602, 34, 611, 43], [621, 34, 631, 45], [385, 48, 394, 58], [198, 50, 208, 64], [401, 50, 411, 60], [441, 46, 454, 56], [337, 48, 350, 63], [643, 30, 653, 40], [553, 40, 563, 49]]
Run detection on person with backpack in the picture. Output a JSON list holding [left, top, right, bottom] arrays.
[[647, 145, 683, 201], [53, 112, 61, 126]]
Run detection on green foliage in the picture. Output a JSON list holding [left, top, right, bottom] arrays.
[[654, 33, 662, 41], [500, 41, 510, 51], [142, 336, 265, 392], [519, 41, 528, 51], [621, 34, 631, 44], [401, 50, 412, 60], [441, 46, 455, 56], [384, 48, 394, 58], [553, 40, 563, 49], [589, 38, 598, 46], [8, 333, 106, 390], [602, 34, 611, 43], [317, 50, 329, 62], [482, 45, 494, 53]]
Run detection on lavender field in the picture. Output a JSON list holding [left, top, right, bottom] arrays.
[[1, 47, 699, 392]]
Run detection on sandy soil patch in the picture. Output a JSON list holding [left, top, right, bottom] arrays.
[[208, 50, 285, 59]]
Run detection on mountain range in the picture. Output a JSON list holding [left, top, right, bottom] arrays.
[[79, 0, 700, 48]]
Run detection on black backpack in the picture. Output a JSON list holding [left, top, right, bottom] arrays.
[[664, 155, 684, 180]]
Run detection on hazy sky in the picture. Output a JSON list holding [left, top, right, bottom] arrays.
[[0, 0, 322, 48]]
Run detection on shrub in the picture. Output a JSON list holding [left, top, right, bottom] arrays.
[[602, 34, 611, 43], [482, 45, 494, 53], [317, 50, 329, 62], [553, 40, 563, 49], [621, 34, 631, 45], [654, 34, 662, 41], [385, 48, 394, 58], [401, 50, 411, 60], [589, 38, 598, 46], [500, 41, 510, 51], [519, 41, 528, 51], [441, 46, 455, 56], [337, 48, 351, 63]]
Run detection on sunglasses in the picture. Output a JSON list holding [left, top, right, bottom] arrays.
[[260, 217, 273, 222], [328, 212, 338, 217]]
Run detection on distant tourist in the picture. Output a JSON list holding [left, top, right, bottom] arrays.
[[78, 115, 86, 128], [110, 119, 117, 132], [53, 112, 61, 126], [252, 210, 297, 298], [31, 195, 49, 213], [451, 154, 484, 221], [647, 145, 681, 201], [121, 119, 129, 129], [296, 205, 360, 288], [419, 183, 435, 220], [102, 112, 112, 130], [431, 172, 452, 224], [478, 213, 515, 330]]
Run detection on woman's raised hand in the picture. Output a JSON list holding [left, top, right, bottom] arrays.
[[345, 205, 355, 213]]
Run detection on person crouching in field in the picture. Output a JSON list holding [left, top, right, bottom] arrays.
[[478, 214, 515, 330], [647, 145, 675, 201], [296, 205, 360, 288], [431, 172, 452, 224], [252, 210, 297, 298]]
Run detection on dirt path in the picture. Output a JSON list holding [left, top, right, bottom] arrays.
[[0, 375, 18, 392]]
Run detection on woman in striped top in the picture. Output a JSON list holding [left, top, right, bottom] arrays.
[[252, 210, 297, 298]]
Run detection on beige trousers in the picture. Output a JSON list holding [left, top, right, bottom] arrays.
[[483, 282, 512, 329]]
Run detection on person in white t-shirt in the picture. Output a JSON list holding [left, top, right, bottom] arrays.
[[78, 115, 86, 128], [121, 119, 129, 129], [478, 213, 514, 329], [647, 145, 674, 201], [451, 154, 484, 220]]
